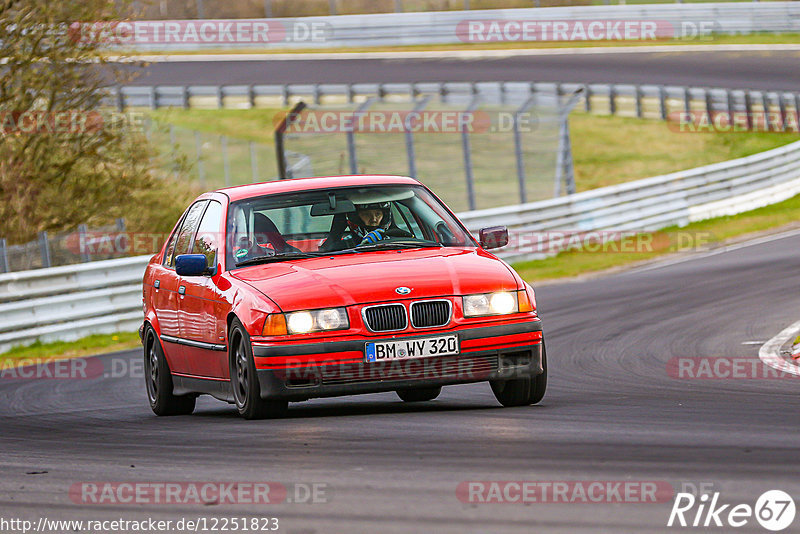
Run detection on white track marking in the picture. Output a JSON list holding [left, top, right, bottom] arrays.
[[125, 44, 800, 63], [628, 227, 800, 275], [759, 320, 800, 377]]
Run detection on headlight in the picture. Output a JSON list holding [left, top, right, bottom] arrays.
[[463, 291, 519, 317], [284, 308, 349, 334]]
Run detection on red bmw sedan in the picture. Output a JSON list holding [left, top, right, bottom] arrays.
[[140, 175, 546, 419]]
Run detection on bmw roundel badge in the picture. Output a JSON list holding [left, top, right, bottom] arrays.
[[395, 287, 412, 295]]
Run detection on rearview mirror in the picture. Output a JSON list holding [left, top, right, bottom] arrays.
[[310, 198, 355, 216], [479, 226, 509, 250], [175, 254, 210, 276]]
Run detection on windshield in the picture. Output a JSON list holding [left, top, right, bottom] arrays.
[[226, 184, 476, 269]]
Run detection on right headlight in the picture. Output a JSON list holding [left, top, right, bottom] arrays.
[[462, 290, 534, 317], [463, 291, 519, 317]]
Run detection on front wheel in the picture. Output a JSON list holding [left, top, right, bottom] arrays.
[[144, 327, 196, 416], [490, 341, 547, 407], [229, 319, 288, 420], [396, 386, 442, 402]]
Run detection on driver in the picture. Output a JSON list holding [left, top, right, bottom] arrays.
[[348, 202, 392, 244]]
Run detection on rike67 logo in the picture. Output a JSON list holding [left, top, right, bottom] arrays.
[[668, 490, 796, 531]]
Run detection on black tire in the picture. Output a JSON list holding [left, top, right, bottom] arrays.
[[144, 327, 196, 416], [396, 386, 442, 402], [229, 319, 288, 420], [490, 340, 548, 407]]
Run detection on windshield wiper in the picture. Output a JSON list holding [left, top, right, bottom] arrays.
[[235, 253, 324, 267], [355, 240, 444, 252]]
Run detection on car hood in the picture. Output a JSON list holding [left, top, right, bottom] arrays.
[[231, 247, 519, 311]]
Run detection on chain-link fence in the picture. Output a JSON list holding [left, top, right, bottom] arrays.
[[145, 121, 278, 189], [0, 220, 127, 273], [277, 88, 580, 213]]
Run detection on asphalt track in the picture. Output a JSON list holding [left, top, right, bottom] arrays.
[[129, 49, 800, 91], [1, 230, 800, 533]]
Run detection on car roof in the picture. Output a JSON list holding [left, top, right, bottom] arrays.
[[215, 175, 422, 202]]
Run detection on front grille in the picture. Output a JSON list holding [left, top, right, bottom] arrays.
[[363, 304, 407, 332], [320, 354, 499, 386], [410, 300, 451, 328]]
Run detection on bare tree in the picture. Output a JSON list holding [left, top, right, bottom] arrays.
[[0, 0, 173, 243]]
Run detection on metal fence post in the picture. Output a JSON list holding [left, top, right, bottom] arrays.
[[149, 86, 157, 110], [778, 93, 788, 132], [635, 85, 643, 118], [762, 92, 772, 132], [194, 131, 205, 185], [744, 90, 754, 130], [182, 86, 190, 109], [250, 142, 258, 183], [116, 86, 124, 112], [609, 85, 617, 115], [725, 89, 734, 117], [248, 84, 256, 108], [222, 136, 231, 186], [329, 0, 337, 15], [584, 84, 591, 112], [0, 238, 9, 273], [78, 224, 90, 262], [196, 0, 205, 18], [659, 85, 667, 120], [264, 0, 272, 17], [461, 96, 481, 211], [347, 98, 376, 175], [39, 231, 51, 268], [116, 218, 126, 231], [704, 88, 713, 116], [405, 97, 430, 179], [216, 86, 224, 109], [684, 87, 691, 114], [513, 97, 535, 205], [395, 0, 403, 12]]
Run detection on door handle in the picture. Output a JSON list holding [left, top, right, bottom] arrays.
[[178, 286, 186, 295], [154, 280, 160, 289]]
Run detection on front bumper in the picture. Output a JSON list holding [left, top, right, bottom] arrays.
[[252, 319, 543, 401]]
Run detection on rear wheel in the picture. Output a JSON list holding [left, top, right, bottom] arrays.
[[144, 327, 196, 416], [396, 386, 442, 402], [491, 340, 547, 407], [229, 319, 288, 420]]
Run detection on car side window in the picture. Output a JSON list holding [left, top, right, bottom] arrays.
[[393, 203, 424, 239], [167, 201, 208, 268], [193, 201, 222, 270]]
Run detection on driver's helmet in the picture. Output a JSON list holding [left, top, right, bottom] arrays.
[[347, 202, 392, 237]]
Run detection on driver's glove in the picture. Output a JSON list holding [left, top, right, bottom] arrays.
[[360, 228, 386, 245]]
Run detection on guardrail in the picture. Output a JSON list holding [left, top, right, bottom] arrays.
[[113, 81, 800, 129], [0, 256, 149, 353], [3, 137, 799, 352], [125, 2, 800, 51]]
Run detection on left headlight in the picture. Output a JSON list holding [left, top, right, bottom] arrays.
[[463, 291, 519, 317], [285, 308, 350, 334]]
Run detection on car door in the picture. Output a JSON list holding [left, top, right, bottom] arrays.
[[178, 200, 230, 379], [159, 200, 208, 375]]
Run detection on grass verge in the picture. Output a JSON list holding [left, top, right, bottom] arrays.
[[128, 33, 800, 56], [0, 332, 141, 368], [512, 193, 800, 282]]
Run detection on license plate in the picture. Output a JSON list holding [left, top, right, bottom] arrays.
[[365, 335, 459, 363]]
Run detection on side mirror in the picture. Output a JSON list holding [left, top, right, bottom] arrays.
[[175, 254, 210, 276], [479, 226, 509, 250]]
